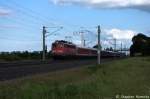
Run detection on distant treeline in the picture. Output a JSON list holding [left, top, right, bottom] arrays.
[[0, 51, 51, 61], [130, 33, 150, 56]]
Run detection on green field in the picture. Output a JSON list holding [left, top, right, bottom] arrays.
[[0, 57, 150, 99]]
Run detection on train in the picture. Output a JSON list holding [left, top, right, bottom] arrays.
[[51, 40, 126, 59]]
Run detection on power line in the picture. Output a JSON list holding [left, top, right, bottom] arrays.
[[0, 0, 75, 37], [0, 3, 47, 27], [4, 0, 90, 29], [1, 0, 98, 31], [0, 2, 56, 34], [1, 0, 55, 26], [0, 3, 45, 35], [1, 0, 99, 37], [0, 18, 42, 38]]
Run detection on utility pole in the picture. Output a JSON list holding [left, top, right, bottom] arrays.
[[42, 26, 46, 61], [42, 26, 63, 61], [83, 40, 86, 47], [121, 42, 122, 52], [97, 25, 101, 65], [80, 31, 85, 47], [124, 45, 127, 55], [114, 38, 116, 52]]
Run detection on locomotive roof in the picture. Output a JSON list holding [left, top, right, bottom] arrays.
[[54, 40, 75, 45]]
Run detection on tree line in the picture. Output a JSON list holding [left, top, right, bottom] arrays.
[[0, 51, 51, 61]]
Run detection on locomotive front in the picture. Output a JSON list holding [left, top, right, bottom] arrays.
[[51, 40, 77, 58]]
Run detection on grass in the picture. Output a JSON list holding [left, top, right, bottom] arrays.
[[0, 57, 150, 99]]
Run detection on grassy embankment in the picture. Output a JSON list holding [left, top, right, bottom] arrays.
[[0, 57, 150, 99]]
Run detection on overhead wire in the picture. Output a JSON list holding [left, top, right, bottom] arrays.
[[2, 0, 50, 23], [3, 0, 58, 26], [0, 2, 45, 28], [1, 0, 94, 36], [7, 0, 89, 30], [0, 0, 106, 49], [0, 1, 48, 41]]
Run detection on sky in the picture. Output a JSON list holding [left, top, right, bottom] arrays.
[[0, 0, 150, 51]]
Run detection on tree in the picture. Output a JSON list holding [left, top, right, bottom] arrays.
[[105, 47, 113, 51], [130, 33, 150, 56]]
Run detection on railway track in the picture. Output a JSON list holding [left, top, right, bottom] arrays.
[[0, 60, 54, 68], [0, 59, 97, 81], [0, 58, 114, 81]]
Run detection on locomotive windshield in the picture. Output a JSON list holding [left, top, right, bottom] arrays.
[[52, 43, 56, 48], [52, 42, 64, 48]]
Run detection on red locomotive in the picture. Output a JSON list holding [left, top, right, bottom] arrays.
[[51, 40, 97, 58], [51, 40, 126, 59]]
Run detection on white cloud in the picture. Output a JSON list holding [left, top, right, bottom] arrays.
[[50, 0, 150, 12], [0, 8, 12, 16], [104, 28, 136, 39]]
